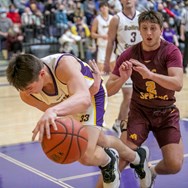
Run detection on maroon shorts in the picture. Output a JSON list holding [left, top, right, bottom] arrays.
[[127, 101, 181, 148]]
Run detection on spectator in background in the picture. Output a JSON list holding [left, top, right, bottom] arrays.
[[136, 0, 148, 12], [71, 16, 90, 39], [55, 3, 69, 36], [30, 2, 45, 39], [0, 0, 11, 9], [71, 15, 91, 60], [74, 1, 85, 21], [25, 0, 45, 13], [21, 7, 35, 43], [180, 0, 188, 73], [13, 0, 27, 15], [7, 24, 24, 57], [163, 1, 176, 19], [83, 0, 96, 26], [0, 7, 13, 60], [21, 7, 34, 28], [7, 4, 21, 26], [163, 21, 179, 47], [157, 2, 170, 22], [108, 0, 122, 15], [43, 0, 56, 37], [64, 0, 76, 23], [171, 2, 181, 19], [59, 27, 81, 56]]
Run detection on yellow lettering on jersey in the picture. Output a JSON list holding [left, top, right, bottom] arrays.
[[129, 134, 137, 141]]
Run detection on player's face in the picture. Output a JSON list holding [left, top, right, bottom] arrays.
[[22, 72, 44, 95], [100, 5, 109, 14], [121, 0, 136, 8], [139, 21, 162, 51], [23, 80, 43, 95]]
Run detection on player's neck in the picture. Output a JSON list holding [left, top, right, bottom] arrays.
[[42, 66, 55, 94], [101, 12, 108, 20], [141, 39, 161, 52], [123, 7, 136, 18]]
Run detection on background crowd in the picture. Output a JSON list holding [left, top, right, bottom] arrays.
[[0, 0, 188, 73]]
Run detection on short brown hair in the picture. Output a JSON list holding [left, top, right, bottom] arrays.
[[99, 1, 108, 8], [138, 10, 164, 29], [6, 54, 44, 90]]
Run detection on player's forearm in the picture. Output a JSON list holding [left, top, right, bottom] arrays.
[[91, 32, 102, 39], [89, 73, 101, 96], [149, 72, 183, 92], [48, 93, 91, 116], [105, 41, 114, 64], [106, 77, 126, 96]]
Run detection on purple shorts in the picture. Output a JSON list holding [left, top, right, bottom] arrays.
[[127, 101, 181, 148]]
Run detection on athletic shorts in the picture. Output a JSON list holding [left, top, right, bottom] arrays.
[[122, 77, 133, 88], [97, 46, 116, 64], [127, 101, 181, 148]]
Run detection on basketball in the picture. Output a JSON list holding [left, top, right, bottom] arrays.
[[41, 117, 88, 164]]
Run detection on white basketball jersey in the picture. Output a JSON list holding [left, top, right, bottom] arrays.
[[32, 54, 94, 105], [96, 14, 113, 47], [115, 11, 142, 56], [31, 53, 108, 126]]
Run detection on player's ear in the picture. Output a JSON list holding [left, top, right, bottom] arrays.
[[40, 69, 45, 77]]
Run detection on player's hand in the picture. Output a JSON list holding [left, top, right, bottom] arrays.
[[101, 34, 108, 40], [119, 60, 133, 81], [89, 59, 100, 75], [130, 59, 152, 79], [89, 59, 102, 95], [32, 109, 58, 142]]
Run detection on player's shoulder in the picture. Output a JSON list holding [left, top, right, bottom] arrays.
[[161, 40, 180, 53], [41, 53, 62, 62], [112, 13, 120, 21], [95, 14, 100, 21], [118, 45, 135, 60]]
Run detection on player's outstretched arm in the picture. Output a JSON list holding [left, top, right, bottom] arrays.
[[88, 59, 101, 96], [20, 92, 58, 142]]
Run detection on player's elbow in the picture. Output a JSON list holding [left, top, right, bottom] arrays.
[[176, 84, 183, 92], [175, 80, 183, 92], [106, 82, 118, 97], [82, 93, 92, 109]]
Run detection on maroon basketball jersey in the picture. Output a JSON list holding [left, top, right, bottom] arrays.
[[113, 40, 183, 108]]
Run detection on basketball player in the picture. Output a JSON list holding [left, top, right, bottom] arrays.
[[104, 0, 142, 136], [91, 1, 116, 74], [6, 53, 150, 188], [106, 10, 184, 188]]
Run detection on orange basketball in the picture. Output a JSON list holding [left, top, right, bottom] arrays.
[[41, 117, 88, 164]]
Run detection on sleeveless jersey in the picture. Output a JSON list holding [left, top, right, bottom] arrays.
[[31, 53, 107, 126], [115, 10, 142, 56], [96, 14, 113, 47]]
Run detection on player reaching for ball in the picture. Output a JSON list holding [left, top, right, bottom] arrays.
[[6, 53, 152, 188]]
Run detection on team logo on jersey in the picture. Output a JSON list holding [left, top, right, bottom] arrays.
[[129, 133, 137, 141], [56, 94, 69, 101], [124, 25, 139, 31]]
